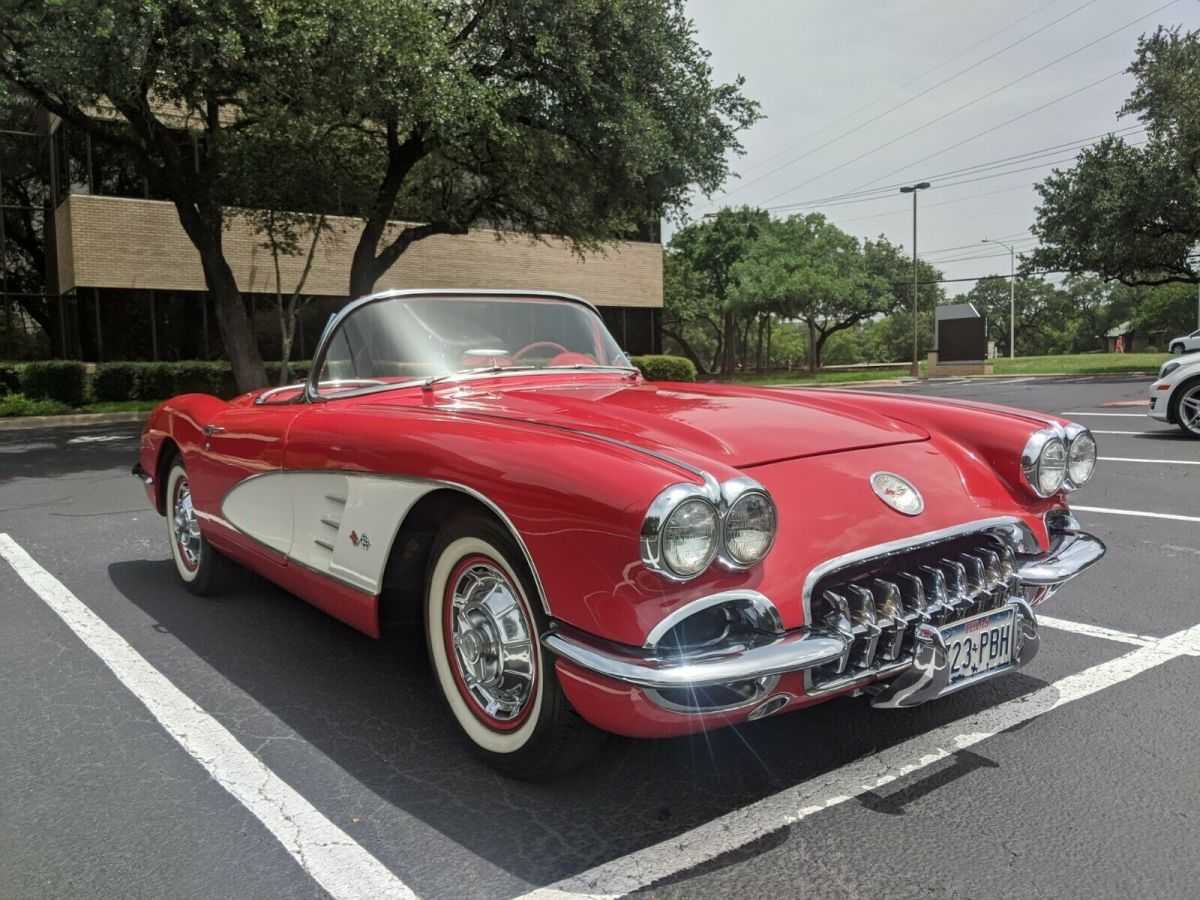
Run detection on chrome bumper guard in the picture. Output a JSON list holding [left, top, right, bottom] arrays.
[[542, 525, 1105, 709]]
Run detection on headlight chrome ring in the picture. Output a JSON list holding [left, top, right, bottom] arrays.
[[1022, 423, 1096, 497], [1063, 422, 1097, 489], [641, 476, 778, 580]]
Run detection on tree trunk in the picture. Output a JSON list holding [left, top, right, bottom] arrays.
[[173, 201, 267, 392], [756, 315, 765, 371], [661, 326, 709, 375], [722, 310, 737, 375], [807, 319, 818, 374]]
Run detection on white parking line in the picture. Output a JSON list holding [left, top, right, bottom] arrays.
[[0, 534, 415, 900], [1061, 412, 1146, 417], [519, 626, 1200, 900], [1091, 430, 1155, 435], [1072, 505, 1200, 523], [1099, 456, 1200, 466], [1036, 615, 1158, 647]]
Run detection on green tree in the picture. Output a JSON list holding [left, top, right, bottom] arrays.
[[663, 207, 771, 374], [733, 215, 903, 372], [268, 0, 760, 299], [1, 0, 757, 390], [1029, 26, 1200, 288]]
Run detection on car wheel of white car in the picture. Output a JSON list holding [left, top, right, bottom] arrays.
[[425, 511, 603, 778], [165, 457, 229, 594], [1170, 343, 1185, 355], [1174, 379, 1200, 437]]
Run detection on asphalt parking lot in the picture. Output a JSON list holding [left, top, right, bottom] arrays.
[[1, 374, 1197, 900]]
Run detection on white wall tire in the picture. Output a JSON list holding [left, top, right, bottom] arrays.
[[165, 458, 228, 595], [424, 512, 604, 777]]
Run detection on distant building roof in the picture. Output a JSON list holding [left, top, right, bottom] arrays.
[[935, 302, 981, 322], [1105, 321, 1131, 338]]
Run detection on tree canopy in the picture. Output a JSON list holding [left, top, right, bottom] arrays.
[[0, 0, 757, 389], [1029, 26, 1200, 288]]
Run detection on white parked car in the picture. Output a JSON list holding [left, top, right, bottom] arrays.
[[1149, 351, 1200, 437], [1168, 329, 1200, 354]]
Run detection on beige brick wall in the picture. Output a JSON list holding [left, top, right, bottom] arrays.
[[55, 196, 76, 294], [59, 194, 662, 308]]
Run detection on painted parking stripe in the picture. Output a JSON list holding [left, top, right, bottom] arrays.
[[1072, 505, 1200, 523], [1036, 615, 1158, 647], [1099, 456, 1200, 466], [0, 534, 415, 900], [1061, 412, 1146, 417], [1091, 430, 1157, 435], [519, 625, 1200, 900]]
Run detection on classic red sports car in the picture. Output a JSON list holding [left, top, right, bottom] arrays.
[[134, 289, 1105, 777]]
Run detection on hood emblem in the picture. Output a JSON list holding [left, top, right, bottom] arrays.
[[871, 472, 924, 516]]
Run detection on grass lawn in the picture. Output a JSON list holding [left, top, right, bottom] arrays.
[[707, 351, 1169, 386], [83, 399, 163, 414], [708, 367, 913, 386], [991, 352, 1168, 375]]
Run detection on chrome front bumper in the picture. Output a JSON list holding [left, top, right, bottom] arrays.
[[543, 523, 1105, 708]]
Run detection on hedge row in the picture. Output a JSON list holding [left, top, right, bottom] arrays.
[[0, 360, 310, 406], [631, 354, 697, 382]]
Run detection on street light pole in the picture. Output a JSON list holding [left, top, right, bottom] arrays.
[[900, 182, 931, 378], [982, 238, 1017, 358]]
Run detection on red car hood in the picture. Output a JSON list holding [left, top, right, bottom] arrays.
[[403, 379, 929, 468]]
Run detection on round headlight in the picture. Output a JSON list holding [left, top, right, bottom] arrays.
[[724, 491, 777, 565], [1067, 431, 1097, 486], [1036, 437, 1068, 495], [661, 498, 718, 577]]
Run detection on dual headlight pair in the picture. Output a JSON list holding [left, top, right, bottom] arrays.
[[1021, 423, 1097, 497], [641, 477, 777, 580]]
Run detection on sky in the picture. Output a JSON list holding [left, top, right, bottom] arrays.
[[677, 0, 1200, 295]]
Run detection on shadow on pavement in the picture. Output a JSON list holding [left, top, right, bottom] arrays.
[[108, 556, 1053, 888]]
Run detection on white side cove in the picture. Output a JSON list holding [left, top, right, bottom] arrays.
[[222, 472, 437, 594]]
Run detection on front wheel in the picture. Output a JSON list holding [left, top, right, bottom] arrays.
[[165, 457, 229, 594], [425, 512, 604, 778], [1170, 343, 1185, 355], [1174, 381, 1200, 438]]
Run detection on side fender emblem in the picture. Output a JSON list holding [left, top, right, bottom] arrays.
[[349, 530, 371, 549], [870, 472, 924, 516]]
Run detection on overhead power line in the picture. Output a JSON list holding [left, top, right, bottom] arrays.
[[730, 0, 1069, 180], [760, 0, 1180, 206], [759, 125, 1143, 212], [712, 0, 1104, 205]]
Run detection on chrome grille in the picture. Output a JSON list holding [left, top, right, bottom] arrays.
[[810, 530, 1021, 691]]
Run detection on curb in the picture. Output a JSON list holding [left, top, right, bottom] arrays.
[[0, 411, 149, 431]]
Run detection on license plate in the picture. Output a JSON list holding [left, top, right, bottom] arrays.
[[941, 606, 1015, 685]]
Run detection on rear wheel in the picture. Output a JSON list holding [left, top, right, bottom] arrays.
[[424, 512, 603, 778], [165, 457, 229, 594], [1170, 343, 1185, 355], [1174, 380, 1200, 438]]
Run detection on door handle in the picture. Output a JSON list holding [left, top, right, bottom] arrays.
[[202, 425, 225, 436]]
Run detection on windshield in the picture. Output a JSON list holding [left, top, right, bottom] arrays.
[[313, 294, 631, 395]]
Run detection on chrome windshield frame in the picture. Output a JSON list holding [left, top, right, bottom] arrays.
[[304, 288, 626, 403]]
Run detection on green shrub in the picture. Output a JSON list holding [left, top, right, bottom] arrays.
[[20, 360, 87, 406], [0, 392, 69, 417], [0, 362, 21, 397], [133, 363, 177, 402], [170, 361, 225, 396], [265, 361, 310, 385], [93, 362, 141, 402], [632, 354, 697, 382]]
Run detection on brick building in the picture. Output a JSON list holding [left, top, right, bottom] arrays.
[[1, 108, 663, 363]]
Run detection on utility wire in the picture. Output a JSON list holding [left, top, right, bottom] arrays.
[[759, 124, 1143, 211], [711, 0, 1103, 204], [731, 0, 1069, 179], [760, 0, 1179, 206]]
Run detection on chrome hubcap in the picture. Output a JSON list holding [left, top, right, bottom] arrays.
[[1180, 387, 1200, 434], [448, 562, 536, 724], [172, 478, 201, 569]]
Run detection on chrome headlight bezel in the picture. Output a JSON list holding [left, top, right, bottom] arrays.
[[1063, 422, 1097, 490], [1022, 423, 1096, 497], [641, 476, 778, 580], [1021, 428, 1068, 497]]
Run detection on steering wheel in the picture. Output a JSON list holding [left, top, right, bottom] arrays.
[[511, 341, 570, 364]]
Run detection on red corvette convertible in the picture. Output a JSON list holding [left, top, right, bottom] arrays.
[[134, 289, 1105, 777]]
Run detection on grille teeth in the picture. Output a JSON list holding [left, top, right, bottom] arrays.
[[811, 530, 1023, 691], [846, 585, 882, 668]]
